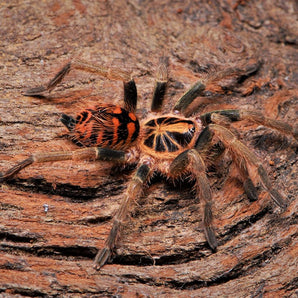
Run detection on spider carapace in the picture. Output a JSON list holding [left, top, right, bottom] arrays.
[[1, 58, 296, 270], [141, 116, 198, 158]]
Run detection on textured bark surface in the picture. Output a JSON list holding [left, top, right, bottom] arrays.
[[0, 1, 297, 297]]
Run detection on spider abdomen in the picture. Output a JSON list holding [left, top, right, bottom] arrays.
[[140, 116, 198, 158], [61, 104, 140, 150]]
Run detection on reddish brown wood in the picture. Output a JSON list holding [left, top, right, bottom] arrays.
[[0, 1, 297, 297]]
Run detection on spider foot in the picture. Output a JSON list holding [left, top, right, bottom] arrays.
[[269, 189, 288, 210], [94, 247, 112, 270], [243, 178, 258, 202], [23, 86, 47, 97], [205, 226, 218, 251]]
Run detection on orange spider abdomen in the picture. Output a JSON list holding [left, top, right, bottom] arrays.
[[140, 116, 198, 158], [61, 104, 140, 150]]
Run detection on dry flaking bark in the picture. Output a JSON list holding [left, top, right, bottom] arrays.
[[0, 0, 297, 297]]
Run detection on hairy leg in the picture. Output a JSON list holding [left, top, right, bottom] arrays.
[[23, 59, 138, 112], [174, 81, 206, 113], [94, 163, 151, 269], [0, 147, 125, 182], [196, 124, 288, 209], [200, 109, 297, 140], [151, 56, 169, 112], [173, 60, 261, 113], [170, 149, 218, 250]]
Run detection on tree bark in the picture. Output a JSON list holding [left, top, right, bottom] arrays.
[[0, 1, 297, 297]]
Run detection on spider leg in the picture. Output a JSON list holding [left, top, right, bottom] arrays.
[[173, 81, 206, 113], [200, 109, 297, 140], [151, 56, 169, 112], [173, 60, 261, 113], [0, 147, 125, 182], [239, 162, 258, 203], [169, 149, 218, 251], [94, 163, 151, 269], [196, 124, 288, 209], [23, 59, 138, 112]]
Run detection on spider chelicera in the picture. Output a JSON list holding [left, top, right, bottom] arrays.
[[1, 57, 296, 269]]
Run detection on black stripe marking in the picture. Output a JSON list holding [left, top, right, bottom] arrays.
[[132, 120, 140, 142], [146, 119, 156, 127], [166, 131, 192, 147], [156, 117, 167, 125], [155, 135, 166, 152], [144, 134, 155, 148], [163, 134, 179, 152], [163, 117, 193, 125]]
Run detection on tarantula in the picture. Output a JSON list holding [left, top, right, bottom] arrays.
[[0, 58, 295, 269]]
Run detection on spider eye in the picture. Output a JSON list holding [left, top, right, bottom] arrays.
[[189, 126, 195, 133]]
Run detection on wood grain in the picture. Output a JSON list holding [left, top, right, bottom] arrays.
[[0, 1, 297, 297]]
